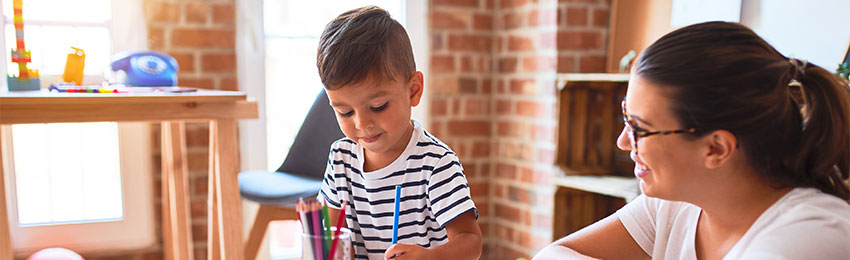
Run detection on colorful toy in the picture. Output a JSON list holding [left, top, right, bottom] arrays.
[[62, 47, 86, 85], [7, 0, 40, 91]]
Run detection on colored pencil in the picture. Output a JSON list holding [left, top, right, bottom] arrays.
[[328, 200, 348, 259], [392, 185, 401, 244], [322, 203, 332, 257], [311, 203, 324, 260]]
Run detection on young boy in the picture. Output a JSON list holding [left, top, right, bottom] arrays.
[[316, 6, 482, 260]]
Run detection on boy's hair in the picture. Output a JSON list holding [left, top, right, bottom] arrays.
[[317, 6, 415, 89]]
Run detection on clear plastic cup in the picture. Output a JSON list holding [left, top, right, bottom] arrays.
[[301, 226, 352, 260]]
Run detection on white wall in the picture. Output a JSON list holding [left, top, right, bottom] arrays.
[[741, 0, 850, 72]]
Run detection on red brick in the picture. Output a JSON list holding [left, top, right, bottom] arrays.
[[431, 99, 448, 117], [579, 54, 607, 73], [497, 163, 517, 179], [502, 0, 530, 8], [557, 30, 603, 50], [532, 123, 555, 143], [497, 120, 512, 137], [502, 12, 523, 30], [469, 181, 489, 197], [179, 77, 215, 90], [459, 77, 478, 93], [148, 26, 165, 50], [472, 141, 490, 157], [495, 203, 521, 222], [493, 183, 506, 199], [219, 76, 238, 91], [429, 76, 459, 94], [432, 0, 479, 8], [193, 175, 208, 195], [430, 55, 455, 73], [522, 56, 556, 72], [168, 52, 195, 72], [447, 120, 490, 137], [559, 0, 599, 3], [212, 4, 235, 24], [499, 57, 518, 73], [192, 223, 207, 242], [508, 185, 532, 203], [473, 13, 493, 30], [452, 99, 461, 115], [191, 200, 206, 218], [592, 8, 609, 27], [431, 10, 469, 29], [185, 123, 209, 147], [507, 35, 534, 51], [461, 56, 474, 72], [517, 101, 543, 117], [172, 28, 235, 49], [201, 52, 236, 72], [509, 78, 535, 95], [482, 78, 492, 93], [187, 149, 208, 171], [558, 55, 577, 73], [529, 9, 557, 27], [496, 99, 512, 114], [566, 7, 589, 26], [448, 34, 492, 52], [186, 1, 209, 24], [148, 1, 179, 23]]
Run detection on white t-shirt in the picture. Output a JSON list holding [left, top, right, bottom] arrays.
[[617, 187, 850, 259], [320, 120, 477, 260]]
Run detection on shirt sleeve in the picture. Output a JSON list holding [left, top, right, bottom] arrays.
[[427, 152, 478, 228], [318, 142, 342, 209], [616, 194, 659, 256]]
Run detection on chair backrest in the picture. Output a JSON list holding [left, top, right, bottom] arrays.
[[276, 89, 345, 180]]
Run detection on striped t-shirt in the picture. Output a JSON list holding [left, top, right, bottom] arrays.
[[319, 120, 478, 260]]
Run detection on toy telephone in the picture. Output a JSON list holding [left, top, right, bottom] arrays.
[[111, 51, 178, 86]]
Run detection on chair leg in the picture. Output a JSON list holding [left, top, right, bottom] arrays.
[[244, 205, 302, 260], [245, 205, 274, 260]]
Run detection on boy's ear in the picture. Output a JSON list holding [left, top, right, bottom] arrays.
[[408, 71, 424, 107], [704, 129, 737, 169]]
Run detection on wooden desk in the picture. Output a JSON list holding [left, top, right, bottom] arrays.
[[0, 89, 258, 260]]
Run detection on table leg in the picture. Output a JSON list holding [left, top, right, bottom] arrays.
[[0, 126, 14, 260], [162, 122, 194, 260], [208, 122, 220, 260], [209, 119, 244, 260]]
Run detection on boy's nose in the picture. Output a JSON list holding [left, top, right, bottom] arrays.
[[354, 113, 374, 130]]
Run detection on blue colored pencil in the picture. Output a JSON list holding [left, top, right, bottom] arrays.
[[392, 185, 401, 244]]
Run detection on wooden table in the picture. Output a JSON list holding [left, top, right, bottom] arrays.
[[0, 89, 258, 260]]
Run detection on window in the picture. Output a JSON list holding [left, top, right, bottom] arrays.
[[1, 0, 154, 256]]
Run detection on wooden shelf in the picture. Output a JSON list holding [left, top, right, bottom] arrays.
[[553, 175, 640, 202]]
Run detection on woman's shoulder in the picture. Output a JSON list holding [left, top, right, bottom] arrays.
[[771, 187, 850, 221]]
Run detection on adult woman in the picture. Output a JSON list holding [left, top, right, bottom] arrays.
[[534, 22, 850, 259]]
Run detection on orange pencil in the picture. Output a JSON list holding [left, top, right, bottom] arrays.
[[328, 200, 348, 259]]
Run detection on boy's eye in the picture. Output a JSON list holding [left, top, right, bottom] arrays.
[[338, 110, 354, 117], [371, 102, 388, 112]]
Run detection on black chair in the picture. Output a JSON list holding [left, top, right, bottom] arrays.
[[238, 89, 344, 260]]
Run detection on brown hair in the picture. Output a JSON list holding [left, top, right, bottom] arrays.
[[316, 6, 415, 89], [636, 21, 850, 200]]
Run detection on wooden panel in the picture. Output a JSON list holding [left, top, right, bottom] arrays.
[[0, 127, 12, 260], [162, 122, 194, 260], [552, 186, 628, 240], [208, 121, 222, 260]]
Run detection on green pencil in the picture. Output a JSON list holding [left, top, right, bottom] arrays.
[[322, 203, 333, 258]]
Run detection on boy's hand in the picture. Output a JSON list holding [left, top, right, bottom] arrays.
[[384, 243, 432, 260]]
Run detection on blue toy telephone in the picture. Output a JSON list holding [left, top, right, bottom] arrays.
[[111, 51, 178, 86]]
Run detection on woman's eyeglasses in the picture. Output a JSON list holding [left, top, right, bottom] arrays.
[[621, 100, 698, 154]]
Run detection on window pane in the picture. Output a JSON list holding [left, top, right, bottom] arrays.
[[5, 25, 111, 76], [12, 122, 123, 226]]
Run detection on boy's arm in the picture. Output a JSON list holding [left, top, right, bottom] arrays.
[[427, 211, 482, 259], [384, 211, 481, 260], [327, 207, 347, 228]]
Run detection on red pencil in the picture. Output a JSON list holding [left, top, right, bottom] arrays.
[[328, 200, 348, 259]]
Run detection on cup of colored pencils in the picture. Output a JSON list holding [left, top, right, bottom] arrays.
[[298, 198, 351, 260]]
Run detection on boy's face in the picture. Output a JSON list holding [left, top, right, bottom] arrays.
[[326, 71, 424, 159]]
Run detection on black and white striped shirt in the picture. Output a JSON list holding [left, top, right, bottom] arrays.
[[320, 120, 478, 260]]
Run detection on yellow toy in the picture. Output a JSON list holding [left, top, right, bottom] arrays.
[[62, 47, 86, 85], [7, 0, 40, 91]]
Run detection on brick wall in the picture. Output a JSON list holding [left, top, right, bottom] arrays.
[[428, 0, 610, 259], [83, 1, 237, 259]]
